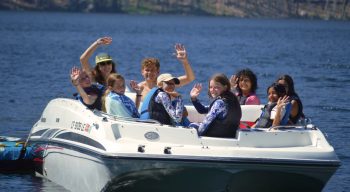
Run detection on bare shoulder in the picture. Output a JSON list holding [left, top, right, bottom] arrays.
[[138, 81, 146, 88]]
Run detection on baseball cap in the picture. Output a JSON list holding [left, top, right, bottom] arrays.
[[157, 73, 180, 86], [95, 53, 113, 64]]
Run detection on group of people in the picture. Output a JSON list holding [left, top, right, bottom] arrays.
[[70, 36, 304, 139]]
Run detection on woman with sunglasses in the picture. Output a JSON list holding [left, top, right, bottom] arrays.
[[80, 36, 117, 86]]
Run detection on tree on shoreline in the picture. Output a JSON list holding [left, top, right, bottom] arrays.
[[0, 0, 348, 20]]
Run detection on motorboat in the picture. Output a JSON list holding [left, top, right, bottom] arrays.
[[27, 98, 340, 192]]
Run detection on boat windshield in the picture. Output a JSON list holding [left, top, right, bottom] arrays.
[[93, 110, 161, 124]]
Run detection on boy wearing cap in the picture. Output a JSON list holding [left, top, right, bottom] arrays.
[[80, 36, 117, 86], [137, 43, 195, 101], [144, 73, 184, 125], [157, 73, 191, 126]]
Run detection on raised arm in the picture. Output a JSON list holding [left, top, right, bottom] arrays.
[[175, 44, 195, 87], [130, 80, 143, 110], [70, 67, 95, 105], [272, 96, 289, 127], [80, 37, 112, 77], [190, 83, 209, 113], [230, 75, 238, 92]]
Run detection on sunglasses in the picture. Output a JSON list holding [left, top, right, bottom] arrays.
[[79, 75, 90, 81], [98, 61, 112, 66], [163, 81, 175, 86]]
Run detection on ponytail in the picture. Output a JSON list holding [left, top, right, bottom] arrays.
[[101, 89, 111, 112]]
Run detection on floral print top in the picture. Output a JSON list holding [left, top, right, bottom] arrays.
[[155, 92, 184, 124], [189, 98, 228, 135]]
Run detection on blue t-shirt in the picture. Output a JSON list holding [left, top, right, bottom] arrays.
[[105, 92, 139, 118]]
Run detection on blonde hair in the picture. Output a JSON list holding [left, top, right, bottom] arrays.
[[101, 73, 125, 112], [141, 58, 160, 70]]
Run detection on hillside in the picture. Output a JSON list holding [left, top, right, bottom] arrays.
[[1, 0, 349, 20]]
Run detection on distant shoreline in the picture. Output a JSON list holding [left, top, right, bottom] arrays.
[[1, 0, 349, 21]]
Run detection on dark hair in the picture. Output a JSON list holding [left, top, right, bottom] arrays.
[[236, 68, 258, 94], [208, 73, 234, 99], [93, 61, 117, 86], [276, 74, 297, 97], [267, 83, 287, 98]]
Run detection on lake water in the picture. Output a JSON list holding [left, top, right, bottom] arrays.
[[0, 11, 349, 191]]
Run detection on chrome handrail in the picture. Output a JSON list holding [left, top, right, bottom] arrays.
[[135, 119, 162, 124], [268, 124, 317, 131], [268, 125, 306, 131]]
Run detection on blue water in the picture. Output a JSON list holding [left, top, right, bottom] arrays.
[[0, 11, 349, 191]]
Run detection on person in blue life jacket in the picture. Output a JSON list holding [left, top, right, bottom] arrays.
[[276, 74, 304, 124], [139, 73, 185, 126], [70, 66, 104, 110], [188, 74, 242, 138], [136, 44, 195, 102], [102, 73, 142, 118], [252, 83, 291, 128], [80, 36, 117, 86]]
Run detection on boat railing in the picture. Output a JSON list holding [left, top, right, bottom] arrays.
[[265, 116, 315, 131], [268, 123, 317, 131], [240, 124, 317, 133], [240, 116, 316, 132]]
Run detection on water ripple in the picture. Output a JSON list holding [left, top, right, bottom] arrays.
[[321, 106, 350, 112], [322, 63, 350, 69], [1, 11, 350, 192]]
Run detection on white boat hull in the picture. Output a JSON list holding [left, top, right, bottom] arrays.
[[32, 142, 338, 192], [28, 98, 340, 192]]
